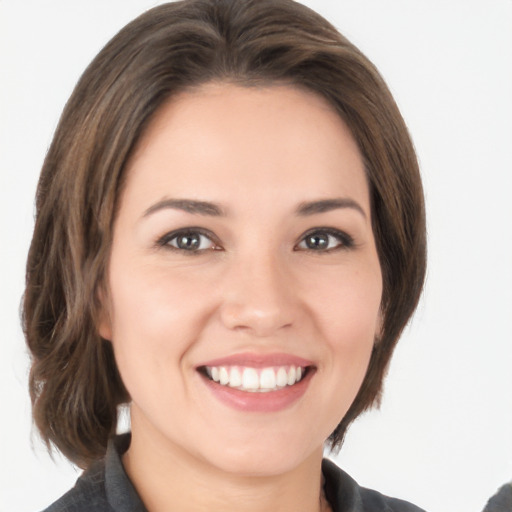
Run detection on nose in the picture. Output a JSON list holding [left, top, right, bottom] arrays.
[[219, 252, 296, 337]]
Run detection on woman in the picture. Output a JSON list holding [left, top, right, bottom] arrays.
[[23, 0, 426, 510]]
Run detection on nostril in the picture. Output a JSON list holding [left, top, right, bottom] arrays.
[[219, 302, 294, 336]]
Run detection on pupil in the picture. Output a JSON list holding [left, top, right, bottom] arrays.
[[178, 234, 200, 250], [307, 233, 328, 249]]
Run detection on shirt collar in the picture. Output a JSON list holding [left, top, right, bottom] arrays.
[[322, 458, 362, 512], [105, 433, 147, 512]]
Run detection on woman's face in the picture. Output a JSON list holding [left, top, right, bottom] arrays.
[[100, 83, 382, 476]]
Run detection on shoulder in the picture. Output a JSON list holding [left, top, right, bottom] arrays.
[[483, 482, 512, 512], [40, 435, 145, 512], [322, 458, 427, 512], [357, 487, 426, 512], [41, 460, 112, 512]]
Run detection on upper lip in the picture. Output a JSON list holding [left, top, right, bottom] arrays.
[[196, 352, 314, 369]]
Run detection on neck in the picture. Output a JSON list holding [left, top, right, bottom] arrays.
[[123, 423, 329, 512]]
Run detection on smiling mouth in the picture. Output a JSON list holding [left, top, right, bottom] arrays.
[[198, 365, 310, 393]]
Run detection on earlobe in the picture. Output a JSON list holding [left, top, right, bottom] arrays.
[[98, 313, 113, 341], [96, 285, 113, 341]]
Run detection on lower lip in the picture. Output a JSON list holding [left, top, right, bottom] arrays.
[[200, 370, 314, 412]]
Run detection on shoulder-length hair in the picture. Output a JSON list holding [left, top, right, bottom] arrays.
[[23, 0, 426, 468]]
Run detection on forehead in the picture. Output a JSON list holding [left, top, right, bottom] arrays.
[[122, 82, 369, 215]]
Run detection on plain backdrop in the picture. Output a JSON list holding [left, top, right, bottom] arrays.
[[1, 1, 511, 511]]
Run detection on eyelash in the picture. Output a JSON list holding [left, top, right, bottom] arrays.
[[156, 228, 221, 254], [156, 227, 354, 254], [295, 227, 354, 252]]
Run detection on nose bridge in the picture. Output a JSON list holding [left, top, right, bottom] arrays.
[[219, 245, 295, 335]]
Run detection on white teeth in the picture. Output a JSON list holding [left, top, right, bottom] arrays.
[[228, 367, 242, 387], [204, 365, 307, 392], [242, 368, 259, 391], [219, 367, 229, 386], [260, 368, 276, 389], [287, 366, 296, 386], [276, 367, 288, 387]]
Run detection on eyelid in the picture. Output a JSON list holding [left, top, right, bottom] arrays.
[[156, 227, 222, 252], [294, 227, 354, 252]]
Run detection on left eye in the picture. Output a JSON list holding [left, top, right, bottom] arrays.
[[161, 230, 218, 252], [295, 229, 352, 252]]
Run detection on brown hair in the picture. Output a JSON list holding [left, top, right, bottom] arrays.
[[23, 0, 426, 468]]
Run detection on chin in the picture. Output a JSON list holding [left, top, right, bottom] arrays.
[[195, 428, 324, 477]]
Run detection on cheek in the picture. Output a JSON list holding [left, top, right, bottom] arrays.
[[312, 271, 381, 420], [305, 265, 382, 344], [106, 262, 213, 393], [303, 263, 382, 404], [109, 260, 211, 337]]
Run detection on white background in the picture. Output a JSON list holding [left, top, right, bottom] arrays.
[[1, 1, 511, 511]]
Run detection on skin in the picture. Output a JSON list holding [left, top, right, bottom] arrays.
[[99, 83, 383, 512]]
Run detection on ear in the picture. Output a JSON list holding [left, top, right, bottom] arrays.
[[96, 284, 113, 341]]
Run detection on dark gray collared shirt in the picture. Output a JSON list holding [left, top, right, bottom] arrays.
[[42, 434, 426, 512], [482, 482, 512, 512]]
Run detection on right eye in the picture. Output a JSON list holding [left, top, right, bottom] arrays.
[[158, 229, 220, 253]]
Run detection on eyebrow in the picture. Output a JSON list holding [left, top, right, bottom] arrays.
[[143, 198, 226, 218], [296, 198, 367, 219], [142, 197, 366, 219]]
